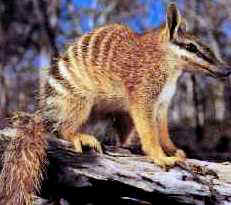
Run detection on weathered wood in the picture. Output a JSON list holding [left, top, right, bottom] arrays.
[[0, 128, 231, 205]]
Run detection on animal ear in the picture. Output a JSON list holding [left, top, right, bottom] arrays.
[[166, 3, 187, 40]]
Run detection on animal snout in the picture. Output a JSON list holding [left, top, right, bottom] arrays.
[[217, 66, 231, 78], [223, 69, 231, 77]]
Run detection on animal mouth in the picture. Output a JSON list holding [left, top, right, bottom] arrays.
[[184, 58, 219, 78], [205, 68, 219, 79], [206, 68, 231, 80]]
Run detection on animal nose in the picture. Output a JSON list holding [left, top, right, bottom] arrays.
[[219, 66, 231, 77], [222, 67, 231, 77], [223, 70, 231, 77]]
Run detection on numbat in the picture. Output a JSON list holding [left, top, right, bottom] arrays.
[[41, 3, 230, 167], [1, 3, 231, 205]]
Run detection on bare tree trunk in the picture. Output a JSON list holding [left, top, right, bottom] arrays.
[[0, 67, 9, 117]]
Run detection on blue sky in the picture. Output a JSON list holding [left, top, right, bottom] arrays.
[[72, 0, 166, 32]]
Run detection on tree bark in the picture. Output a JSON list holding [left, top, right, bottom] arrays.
[[0, 128, 231, 205]]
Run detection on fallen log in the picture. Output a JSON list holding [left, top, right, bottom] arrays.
[[0, 127, 231, 205]]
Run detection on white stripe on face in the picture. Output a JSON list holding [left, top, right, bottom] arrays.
[[169, 43, 205, 64]]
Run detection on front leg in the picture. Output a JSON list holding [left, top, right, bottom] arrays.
[[129, 98, 182, 168], [157, 103, 186, 159]]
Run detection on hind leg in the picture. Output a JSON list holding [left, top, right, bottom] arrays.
[[59, 95, 102, 153]]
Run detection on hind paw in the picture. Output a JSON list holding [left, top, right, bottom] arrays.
[[72, 134, 103, 153]]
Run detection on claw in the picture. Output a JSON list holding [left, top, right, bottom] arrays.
[[149, 152, 186, 169], [72, 134, 103, 153]]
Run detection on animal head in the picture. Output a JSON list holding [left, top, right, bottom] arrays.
[[162, 3, 231, 79]]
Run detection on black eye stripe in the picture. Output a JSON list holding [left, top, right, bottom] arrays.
[[173, 41, 197, 52], [186, 43, 198, 53], [196, 51, 214, 64], [173, 41, 214, 64]]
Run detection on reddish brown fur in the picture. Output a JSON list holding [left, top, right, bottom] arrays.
[[2, 3, 229, 205], [41, 20, 185, 165]]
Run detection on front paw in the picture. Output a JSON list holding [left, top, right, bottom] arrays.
[[148, 149, 186, 169], [152, 156, 183, 168]]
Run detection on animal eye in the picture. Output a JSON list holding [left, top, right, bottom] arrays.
[[186, 43, 198, 53]]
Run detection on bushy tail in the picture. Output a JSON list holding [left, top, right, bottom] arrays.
[[0, 112, 48, 205]]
